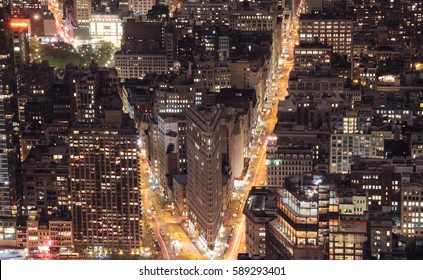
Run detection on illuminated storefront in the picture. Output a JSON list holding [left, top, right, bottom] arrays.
[[89, 14, 123, 47]]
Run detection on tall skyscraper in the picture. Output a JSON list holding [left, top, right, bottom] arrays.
[[0, 22, 13, 216], [0, 6, 10, 217], [0, 4, 18, 246], [0, 96, 12, 218], [186, 105, 223, 249], [70, 69, 141, 254]]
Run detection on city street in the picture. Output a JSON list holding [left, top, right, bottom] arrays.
[[139, 155, 204, 260], [48, 0, 73, 44], [225, 2, 302, 259]]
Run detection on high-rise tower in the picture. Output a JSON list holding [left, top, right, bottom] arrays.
[[186, 105, 223, 249], [69, 68, 141, 254]]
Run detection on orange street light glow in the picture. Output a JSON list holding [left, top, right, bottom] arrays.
[[10, 22, 28, 28]]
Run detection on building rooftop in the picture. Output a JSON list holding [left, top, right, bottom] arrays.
[[267, 145, 313, 155], [284, 174, 338, 202], [243, 187, 277, 219], [216, 88, 257, 110], [338, 220, 367, 233], [123, 21, 163, 41], [186, 105, 223, 132], [26, 144, 68, 158]]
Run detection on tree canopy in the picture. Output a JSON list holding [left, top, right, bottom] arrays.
[[30, 39, 116, 69]]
